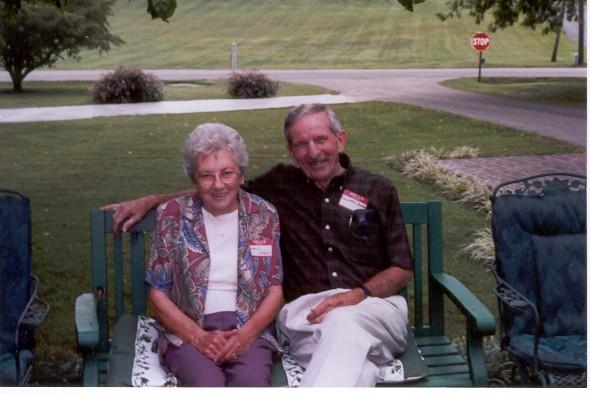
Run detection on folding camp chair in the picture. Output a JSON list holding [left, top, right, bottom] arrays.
[[0, 189, 49, 386], [489, 173, 586, 387]]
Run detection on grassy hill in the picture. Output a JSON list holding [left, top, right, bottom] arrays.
[[55, 0, 581, 70]]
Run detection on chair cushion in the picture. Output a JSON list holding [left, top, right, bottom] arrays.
[[109, 315, 428, 387], [0, 193, 33, 355], [532, 234, 586, 336], [492, 190, 586, 337], [508, 334, 587, 370], [107, 315, 176, 387], [0, 350, 34, 385], [274, 328, 428, 386]]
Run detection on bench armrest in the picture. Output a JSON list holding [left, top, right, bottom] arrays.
[[432, 272, 495, 386], [75, 293, 99, 350], [431, 272, 495, 335]]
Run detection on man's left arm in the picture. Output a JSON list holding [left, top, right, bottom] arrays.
[[306, 265, 411, 324]]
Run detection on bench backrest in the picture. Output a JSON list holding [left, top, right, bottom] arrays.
[[91, 200, 445, 349]]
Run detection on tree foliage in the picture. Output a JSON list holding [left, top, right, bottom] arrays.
[[439, 0, 581, 34], [0, 0, 123, 91], [146, 0, 176, 21], [145, 0, 424, 21]]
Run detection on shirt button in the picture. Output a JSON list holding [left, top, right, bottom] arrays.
[[331, 272, 338, 278], [324, 198, 330, 203], [325, 224, 331, 230], [328, 246, 333, 252]]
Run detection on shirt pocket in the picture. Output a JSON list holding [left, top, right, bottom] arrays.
[[348, 209, 381, 262]]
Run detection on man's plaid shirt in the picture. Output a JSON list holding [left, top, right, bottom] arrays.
[[244, 154, 412, 302]]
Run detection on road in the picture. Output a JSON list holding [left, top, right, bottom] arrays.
[[0, 68, 586, 146]]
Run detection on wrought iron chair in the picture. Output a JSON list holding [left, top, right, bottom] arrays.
[[0, 189, 49, 386], [489, 173, 586, 387]]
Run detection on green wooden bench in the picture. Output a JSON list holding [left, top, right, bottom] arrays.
[[75, 200, 496, 387]]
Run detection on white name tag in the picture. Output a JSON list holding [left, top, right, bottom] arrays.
[[339, 189, 368, 211], [249, 240, 272, 257]]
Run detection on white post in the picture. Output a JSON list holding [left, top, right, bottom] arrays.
[[231, 42, 238, 72]]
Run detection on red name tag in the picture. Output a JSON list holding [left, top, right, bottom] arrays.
[[339, 189, 368, 211], [249, 240, 272, 257]]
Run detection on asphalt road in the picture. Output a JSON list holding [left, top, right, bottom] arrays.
[[0, 68, 586, 146]]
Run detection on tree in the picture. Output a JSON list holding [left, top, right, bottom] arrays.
[[0, 0, 123, 91], [439, 0, 585, 64], [551, 1, 566, 62], [576, 0, 584, 65]]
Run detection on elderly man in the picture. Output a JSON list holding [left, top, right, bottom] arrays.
[[104, 104, 413, 387]]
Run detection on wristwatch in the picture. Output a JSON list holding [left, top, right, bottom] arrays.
[[359, 284, 372, 298]]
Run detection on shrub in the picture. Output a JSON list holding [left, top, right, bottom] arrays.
[[91, 66, 164, 104], [227, 70, 279, 98], [386, 147, 494, 266]]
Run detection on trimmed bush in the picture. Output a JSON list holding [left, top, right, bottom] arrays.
[[227, 70, 279, 98], [91, 66, 164, 104]]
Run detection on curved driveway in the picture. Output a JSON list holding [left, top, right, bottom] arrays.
[[0, 68, 586, 146], [266, 68, 587, 147]]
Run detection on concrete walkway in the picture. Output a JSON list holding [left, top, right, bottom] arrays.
[[0, 68, 586, 146], [0, 94, 361, 123]]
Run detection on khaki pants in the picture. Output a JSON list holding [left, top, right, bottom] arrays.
[[276, 289, 408, 387]]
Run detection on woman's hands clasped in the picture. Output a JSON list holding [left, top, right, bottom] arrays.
[[192, 328, 254, 364]]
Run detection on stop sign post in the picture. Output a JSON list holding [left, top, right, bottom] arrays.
[[471, 32, 490, 82]]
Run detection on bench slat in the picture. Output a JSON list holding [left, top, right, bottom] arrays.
[[403, 374, 473, 387], [412, 223, 423, 329], [114, 236, 124, 319], [427, 364, 470, 376], [423, 354, 466, 366], [130, 233, 146, 315], [419, 344, 462, 357], [415, 336, 451, 346]]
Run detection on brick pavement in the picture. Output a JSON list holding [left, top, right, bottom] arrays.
[[436, 153, 587, 190]]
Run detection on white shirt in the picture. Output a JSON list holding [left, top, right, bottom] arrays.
[[202, 207, 239, 314]]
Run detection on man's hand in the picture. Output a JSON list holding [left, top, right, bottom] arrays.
[[306, 288, 365, 324], [101, 195, 157, 235]]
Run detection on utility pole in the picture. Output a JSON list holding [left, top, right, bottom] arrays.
[[231, 42, 238, 72]]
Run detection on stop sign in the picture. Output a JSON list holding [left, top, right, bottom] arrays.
[[471, 32, 490, 51]]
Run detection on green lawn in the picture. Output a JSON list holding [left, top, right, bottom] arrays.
[[54, 0, 581, 70], [0, 80, 335, 108], [440, 77, 587, 107], [0, 101, 582, 385]]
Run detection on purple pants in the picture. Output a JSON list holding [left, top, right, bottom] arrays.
[[163, 311, 274, 387]]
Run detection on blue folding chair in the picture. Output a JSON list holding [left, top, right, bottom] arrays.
[[0, 189, 49, 386], [489, 173, 586, 387]]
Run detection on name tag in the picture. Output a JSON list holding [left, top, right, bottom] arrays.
[[339, 189, 368, 211], [249, 240, 272, 257]]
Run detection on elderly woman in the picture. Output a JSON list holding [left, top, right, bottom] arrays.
[[146, 123, 283, 387]]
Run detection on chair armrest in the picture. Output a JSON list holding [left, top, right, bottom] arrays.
[[21, 274, 50, 328], [431, 272, 495, 335], [490, 267, 539, 325], [75, 293, 99, 350]]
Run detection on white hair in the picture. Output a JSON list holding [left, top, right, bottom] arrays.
[[183, 123, 249, 178]]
